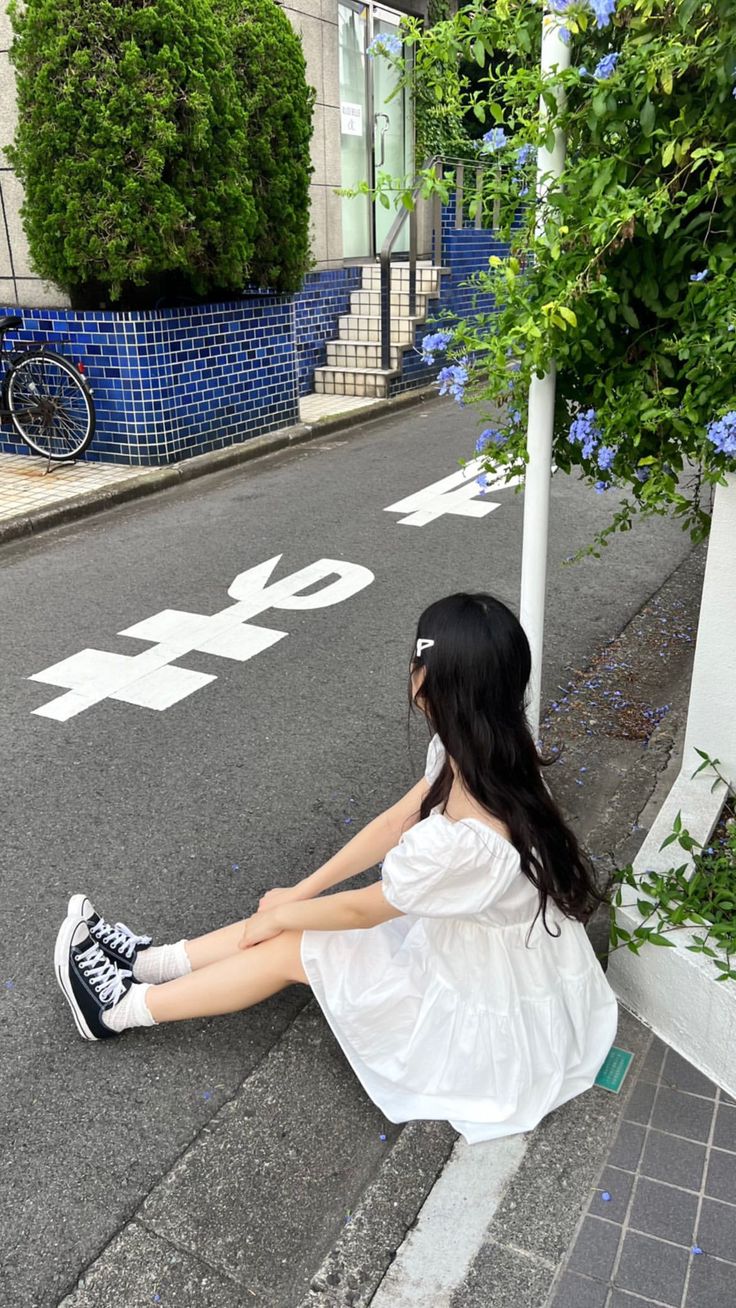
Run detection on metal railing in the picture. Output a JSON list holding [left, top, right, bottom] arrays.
[[378, 155, 491, 369]]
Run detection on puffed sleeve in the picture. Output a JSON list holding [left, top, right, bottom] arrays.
[[424, 733, 446, 784], [381, 819, 521, 918]]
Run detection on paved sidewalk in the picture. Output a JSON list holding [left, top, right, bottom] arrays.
[[547, 1038, 736, 1308], [0, 450, 158, 523], [0, 393, 382, 527]]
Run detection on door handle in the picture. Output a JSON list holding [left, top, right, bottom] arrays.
[[374, 113, 389, 168]]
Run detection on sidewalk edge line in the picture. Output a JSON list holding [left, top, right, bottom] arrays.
[[0, 386, 439, 548]]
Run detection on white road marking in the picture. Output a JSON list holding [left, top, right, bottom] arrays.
[[384, 458, 522, 527], [29, 555, 374, 720]]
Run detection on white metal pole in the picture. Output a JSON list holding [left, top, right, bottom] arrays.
[[520, 8, 571, 741]]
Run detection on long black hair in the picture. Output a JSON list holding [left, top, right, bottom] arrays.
[[409, 592, 611, 944]]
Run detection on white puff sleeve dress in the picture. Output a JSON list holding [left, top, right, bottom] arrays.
[[299, 735, 619, 1144]]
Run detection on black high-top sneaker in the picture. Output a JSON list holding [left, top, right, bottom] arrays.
[[54, 916, 134, 1040], [67, 894, 153, 971]]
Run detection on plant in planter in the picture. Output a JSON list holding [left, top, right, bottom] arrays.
[[217, 0, 315, 294], [7, 0, 258, 308], [364, 0, 736, 552], [608, 752, 736, 982]]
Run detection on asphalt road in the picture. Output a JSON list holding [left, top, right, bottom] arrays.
[[0, 397, 696, 1307]]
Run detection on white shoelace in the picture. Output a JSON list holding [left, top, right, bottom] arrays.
[[76, 942, 132, 1005], [91, 917, 152, 960]]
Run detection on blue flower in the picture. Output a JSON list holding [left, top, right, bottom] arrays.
[[635, 466, 651, 482], [597, 445, 615, 470], [594, 480, 609, 493], [705, 411, 736, 457], [594, 51, 620, 79], [481, 127, 507, 153], [420, 330, 453, 364], [568, 407, 601, 458], [516, 144, 534, 168], [590, 0, 617, 26], [475, 427, 507, 453], [367, 33, 402, 58], [690, 269, 709, 282], [437, 361, 469, 404]]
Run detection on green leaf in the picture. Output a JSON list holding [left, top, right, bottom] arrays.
[[640, 98, 656, 136], [662, 141, 675, 168], [473, 38, 484, 66]]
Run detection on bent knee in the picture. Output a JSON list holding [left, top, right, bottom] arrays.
[[278, 928, 310, 986]]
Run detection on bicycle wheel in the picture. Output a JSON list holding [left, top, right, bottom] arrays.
[[6, 348, 95, 460]]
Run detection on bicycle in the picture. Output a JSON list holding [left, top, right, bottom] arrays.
[[0, 314, 96, 465]]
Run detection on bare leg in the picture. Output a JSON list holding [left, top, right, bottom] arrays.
[[183, 920, 248, 970], [147, 929, 309, 1024]]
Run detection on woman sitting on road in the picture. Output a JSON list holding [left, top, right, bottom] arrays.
[[55, 592, 618, 1144]]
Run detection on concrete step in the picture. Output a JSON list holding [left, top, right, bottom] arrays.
[[361, 265, 442, 294], [350, 289, 432, 318], [314, 365, 398, 399], [326, 339, 405, 370], [337, 314, 420, 345]]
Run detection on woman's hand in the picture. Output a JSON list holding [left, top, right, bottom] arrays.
[[238, 910, 283, 949], [258, 885, 312, 912]]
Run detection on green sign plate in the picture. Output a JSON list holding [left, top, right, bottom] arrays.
[[595, 1046, 634, 1093]]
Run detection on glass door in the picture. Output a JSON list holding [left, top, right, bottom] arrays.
[[371, 6, 413, 254], [338, 2, 371, 259], [338, 1, 414, 259]]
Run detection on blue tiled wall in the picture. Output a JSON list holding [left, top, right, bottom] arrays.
[[0, 204, 522, 464], [295, 267, 363, 396], [0, 295, 298, 465]]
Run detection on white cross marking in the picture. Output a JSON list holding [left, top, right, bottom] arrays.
[[29, 555, 374, 720], [384, 458, 522, 526]]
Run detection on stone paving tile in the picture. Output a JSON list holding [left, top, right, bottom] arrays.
[[649, 1087, 716, 1143], [694, 1197, 736, 1263], [550, 1270, 609, 1307], [624, 1080, 658, 1125], [568, 1217, 622, 1281], [659, 1050, 720, 1099], [614, 1230, 690, 1305], [640, 1129, 707, 1191], [685, 1254, 736, 1307], [628, 1176, 700, 1246], [712, 1103, 736, 1152], [703, 1146, 736, 1203], [588, 1167, 634, 1224], [608, 1121, 647, 1172], [542, 1027, 736, 1308], [0, 451, 157, 523]]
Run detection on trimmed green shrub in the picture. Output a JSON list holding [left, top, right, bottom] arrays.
[[218, 0, 315, 293], [7, 0, 257, 305]]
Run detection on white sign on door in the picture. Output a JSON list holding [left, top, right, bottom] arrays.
[[384, 458, 523, 527], [341, 102, 363, 136], [29, 555, 374, 721]]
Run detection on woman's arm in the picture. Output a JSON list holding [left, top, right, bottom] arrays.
[[240, 882, 402, 948], [288, 775, 429, 899]]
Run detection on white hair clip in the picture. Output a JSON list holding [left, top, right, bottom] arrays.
[[416, 638, 435, 657]]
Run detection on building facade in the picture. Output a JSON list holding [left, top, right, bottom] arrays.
[[0, 0, 426, 306]]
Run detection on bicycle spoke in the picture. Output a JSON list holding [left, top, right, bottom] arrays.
[[8, 353, 93, 460]]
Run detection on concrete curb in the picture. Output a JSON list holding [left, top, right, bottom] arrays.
[[0, 384, 439, 548]]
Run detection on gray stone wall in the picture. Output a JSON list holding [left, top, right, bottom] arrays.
[[0, 0, 341, 310]]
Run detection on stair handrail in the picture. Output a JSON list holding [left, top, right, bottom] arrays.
[[378, 154, 488, 370]]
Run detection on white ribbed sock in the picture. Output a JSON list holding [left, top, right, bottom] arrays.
[[103, 981, 157, 1033], [132, 940, 192, 985]]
